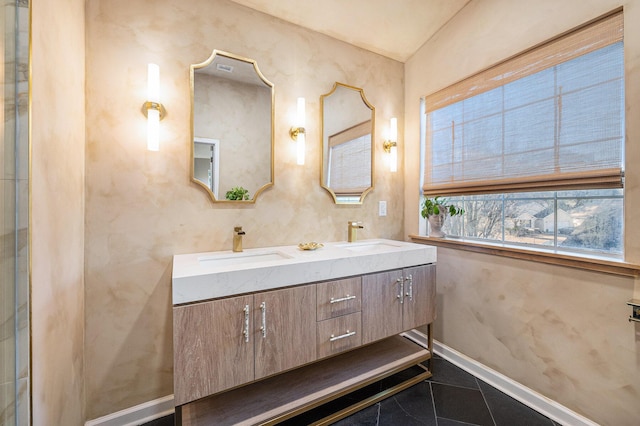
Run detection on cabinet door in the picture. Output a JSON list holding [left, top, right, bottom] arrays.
[[173, 294, 254, 406], [402, 264, 436, 330], [254, 284, 316, 379], [362, 269, 404, 344]]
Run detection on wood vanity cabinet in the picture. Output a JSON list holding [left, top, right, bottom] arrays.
[[173, 284, 316, 406], [174, 262, 436, 425], [362, 264, 436, 344]]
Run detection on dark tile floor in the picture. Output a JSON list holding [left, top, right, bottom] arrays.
[[142, 355, 559, 426]]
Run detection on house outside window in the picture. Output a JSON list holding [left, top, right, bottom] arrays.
[[421, 11, 624, 258]]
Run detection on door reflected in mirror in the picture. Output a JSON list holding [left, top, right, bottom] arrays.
[[191, 50, 274, 203], [321, 82, 375, 204], [193, 137, 220, 199]]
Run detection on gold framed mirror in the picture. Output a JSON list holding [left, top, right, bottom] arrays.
[[320, 82, 375, 204], [190, 50, 274, 203]]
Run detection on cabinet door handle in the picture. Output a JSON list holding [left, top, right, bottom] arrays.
[[330, 294, 356, 304], [260, 301, 267, 338], [396, 277, 404, 304], [329, 330, 356, 342], [405, 274, 413, 301], [242, 304, 250, 343]]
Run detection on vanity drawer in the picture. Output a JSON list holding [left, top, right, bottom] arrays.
[[317, 312, 362, 358], [316, 277, 362, 321]]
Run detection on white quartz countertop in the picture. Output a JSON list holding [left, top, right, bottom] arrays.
[[172, 239, 436, 305]]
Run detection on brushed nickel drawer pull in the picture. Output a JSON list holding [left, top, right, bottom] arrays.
[[329, 330, 356, 342], [405, 274, 413, 301], [242, 304, 250, 343], [260, 301, 267, 338], [330, 295, 356, 304], [396, 277, 404, 304]]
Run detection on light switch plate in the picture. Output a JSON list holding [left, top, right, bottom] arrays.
[[379, 201, 387, 216]]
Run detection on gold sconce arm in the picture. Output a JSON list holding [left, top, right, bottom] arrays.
[[383, 140, 397, 153], [290, 126, 305, 140], [141, 101, 167, 120]]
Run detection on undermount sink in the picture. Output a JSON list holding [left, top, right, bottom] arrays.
[[336, 241, 402, 252], [197, 251, 291, 267]]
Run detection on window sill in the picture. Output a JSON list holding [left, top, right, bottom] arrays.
[[409, 234, 640, 277]]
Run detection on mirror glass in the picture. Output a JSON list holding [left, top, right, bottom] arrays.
[[191, 50, 274, 202], [321, 82, 375, 204]]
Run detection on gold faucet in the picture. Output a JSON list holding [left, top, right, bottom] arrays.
[[233, 226, 246, 252], [347, 221, 364, 242]]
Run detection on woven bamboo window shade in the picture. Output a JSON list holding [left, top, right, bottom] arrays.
[[423, 10, 624, 196]]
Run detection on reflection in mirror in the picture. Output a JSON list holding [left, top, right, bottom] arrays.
[[193, 137, 220, 199], [191, 50, 274, 203], [321, 82, 375, 204]]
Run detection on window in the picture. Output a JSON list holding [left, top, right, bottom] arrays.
[[438, 190, 623, 257], [422, 11, 624, 258]]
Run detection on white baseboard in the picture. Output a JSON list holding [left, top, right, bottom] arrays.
[[84, 394, 174, 426], [433, 340, 600, 426]]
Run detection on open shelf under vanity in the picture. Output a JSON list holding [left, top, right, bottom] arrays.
[[176, 332, 433, 425]]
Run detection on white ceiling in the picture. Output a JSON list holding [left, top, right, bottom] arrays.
[[229, 0, 471, 62]]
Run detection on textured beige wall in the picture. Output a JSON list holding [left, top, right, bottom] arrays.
[[84, 0, 404, 419], [31, 0, 86, 424], [405, 0, 640, 424]]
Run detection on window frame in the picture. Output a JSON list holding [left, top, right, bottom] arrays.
[[415, 10, 638, 275]]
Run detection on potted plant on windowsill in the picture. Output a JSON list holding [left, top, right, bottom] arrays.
[[421, 196, 464, 238]]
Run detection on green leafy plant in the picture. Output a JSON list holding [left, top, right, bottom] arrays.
[[225, 186, 250, 201], [421, 196, 464, 218]]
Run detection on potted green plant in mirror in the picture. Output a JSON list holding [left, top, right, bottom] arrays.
[[225, 186, 250, 201], [421, 196, 464, 237]]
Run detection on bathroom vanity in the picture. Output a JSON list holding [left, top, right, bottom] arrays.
[[172, 239, 436, 425]]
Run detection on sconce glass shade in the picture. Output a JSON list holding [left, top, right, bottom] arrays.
[[386, 117, 398, 172], [148, 63, 160, 102], [297, 97, 306, 127], [292, 97, 306, 165], [145, 63, 163, 151], [390, 117, 397, 143], [296, 132, 305, 166], [389, 144, 397, 172], [147, 108, 160, 152]]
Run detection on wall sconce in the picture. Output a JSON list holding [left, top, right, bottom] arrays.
[[383, 117, 398, 172], [289, 97, 306, 165], [141, 63, 166, 151]]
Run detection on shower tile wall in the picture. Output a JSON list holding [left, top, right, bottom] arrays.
[[1, 0, 29, 424]]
